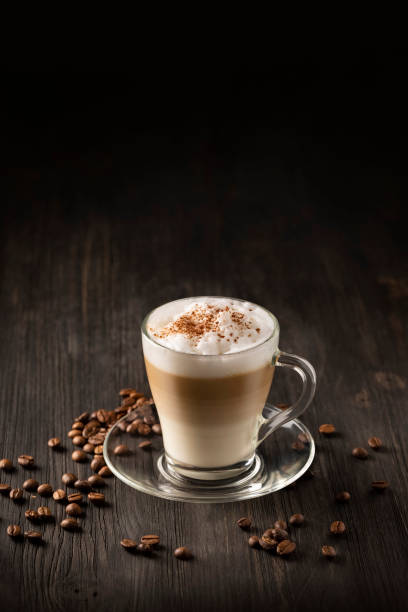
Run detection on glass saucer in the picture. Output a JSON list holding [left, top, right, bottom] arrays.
[[103, 403, 315, 503]]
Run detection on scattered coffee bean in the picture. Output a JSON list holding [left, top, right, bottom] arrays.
[[87, 433, 105, 446], [371, 480, 389, 490], [72, 435, 86, 447], [94, 445, 104, 455], [140, 534, 160, 547], [0, 458, 13, 470], [91, 457, 105, 472], [66, 503, 82, 517], [22, 478, 39, 491], [9, 488, 24, 501], [61, 518, 80, 531], [88, 492, 105, 505], [99, 466, 112, 477], [137, 423, 151, 436], [120, 538, 138, 549], [0, 483, 12, 494], [37, 483, 53, 496], [121, 396, 137, 408], [38, 506, 52, 519], [75, 412, 90, 423], [118, 421, 128, 432], [88, 474, 105, 488], [330, 521, 346, 534], [119, 387, 140, 397], [7, 524, 21, 537], [25, 509, 40, 522], [74, 480, 91, 492], [144, 415, 156, 426], [260, 536, 277, 550], [138, 440, 152, 450], [319, 424, 336, 435], [62, 473, 77, 486], [292, 440, 305, 452], [72, 422, 84, 430], [248, 535, 260, 548], [18, 454, 35, 467], [53, 489, 67, 502], [25, 530, 42, 541], [126, 421, 142, 434], [174, 546, 193, 560], [336, 491, 351, 502], [152, 423, 162, 435], [68, 430, 78, 439], [83, 422, 100, 439], [352, 447, 368, 459], [276, 540, 296, 556], [72, 450, 87, 462], [67, 492, 83, 503], [297, 433, 309, 445], [322, 545, 336, 559], [274, 520, 288, 530], [237, 517, 251, 530], [48, 437, 61, 448], [289, 513, 305, 526], [368, 436, 382, 450], [137, 543, 152, 554], [271, 528, 289, 541], [83, 443, 95, 454], [114, 444, 129, 456]]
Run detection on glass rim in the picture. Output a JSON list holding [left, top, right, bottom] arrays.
[[141, 296, 279, 358]]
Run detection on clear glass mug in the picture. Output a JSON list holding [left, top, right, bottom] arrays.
[[141, 297, 316, 481]]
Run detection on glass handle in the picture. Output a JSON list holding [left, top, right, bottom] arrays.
[[257, 351, 316, 446]]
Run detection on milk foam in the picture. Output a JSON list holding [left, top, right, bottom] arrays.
[[142, 298, 279, 378]]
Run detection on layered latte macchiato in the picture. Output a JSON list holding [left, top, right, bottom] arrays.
[[142, 298, 279, 478]]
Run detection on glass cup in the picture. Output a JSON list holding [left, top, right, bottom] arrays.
[[141, 297, 316, 481]]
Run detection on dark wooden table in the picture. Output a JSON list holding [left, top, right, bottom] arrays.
[[1, 66, 407, 611]]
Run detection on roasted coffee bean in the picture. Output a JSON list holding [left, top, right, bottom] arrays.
[[297, 433, 309, 445], [271, 528, 289, 541], [137, 423, 151, 436], [87, 474, 105, 488], [236, 517, 251, 530], [48, 437, 61, 448], [120, 538, 138, 549], [152, 423, 162, 435], [137, 543, 152, 554], [276, 540, 296, 556], [37, 483, 53, 496], [18, 454, 35, 467], [90, 411, 98, 420], [91, 456, 105, 472], [117, 420, 128, 432], [83, 443, 95, 454], [88, 492, 105, 505], [96, 409, 110, 423], [372, 480, 389, 490], [319, 424, 336, 435], [140, 534, 160, 547], [23, 478, 39, 491], [260, 536, 277, 550], [94, 445, 104, 455], [248, 535, 260, 548], [7, 524, 21, 537], [114, 444, 129, 456], [72, 450, 87, 462], [61, 518, 79, 531], [289, 513, 305, 526], [291, 440, 305, 452], [82, 422, 100, 439], [174, 546, 193, 560], [87, 433, 105, 446], [368, 436, 382, 450], [98, 466, 112, 477], [25, 530, 42, 541], [336, 491, 351, 502], [119, 387, 140, 397], [352, 447, 368, 459], [9, 488, 24, 500], [274, 520, 288, 530], [66, 503, 82, 516], [67, 492, 83, 503], [72, 435, 86, 447], [25, 509, 40, 522], [53, 489, 67, 502], [330, 521, 346, 534], [143, 415, 156, 425], [0, 458, 13, 470], [68, 430, 78, 439], [74, 480, 91, 492], [62, 473, 77, 486], [322, 545, 336, 559], [38, 506, 52, 519], [0, 483, 12, 494], [75, 411, 90, 423], [121, 396, 137, 408], [138, 441, 152, 450], [126, 421, 143, 434], [72, 421, 84, 430]]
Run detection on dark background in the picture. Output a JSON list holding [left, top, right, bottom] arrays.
[[1, 55, 407, 611]]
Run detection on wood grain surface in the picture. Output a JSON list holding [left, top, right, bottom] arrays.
[[0, 66, 407, 611]]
